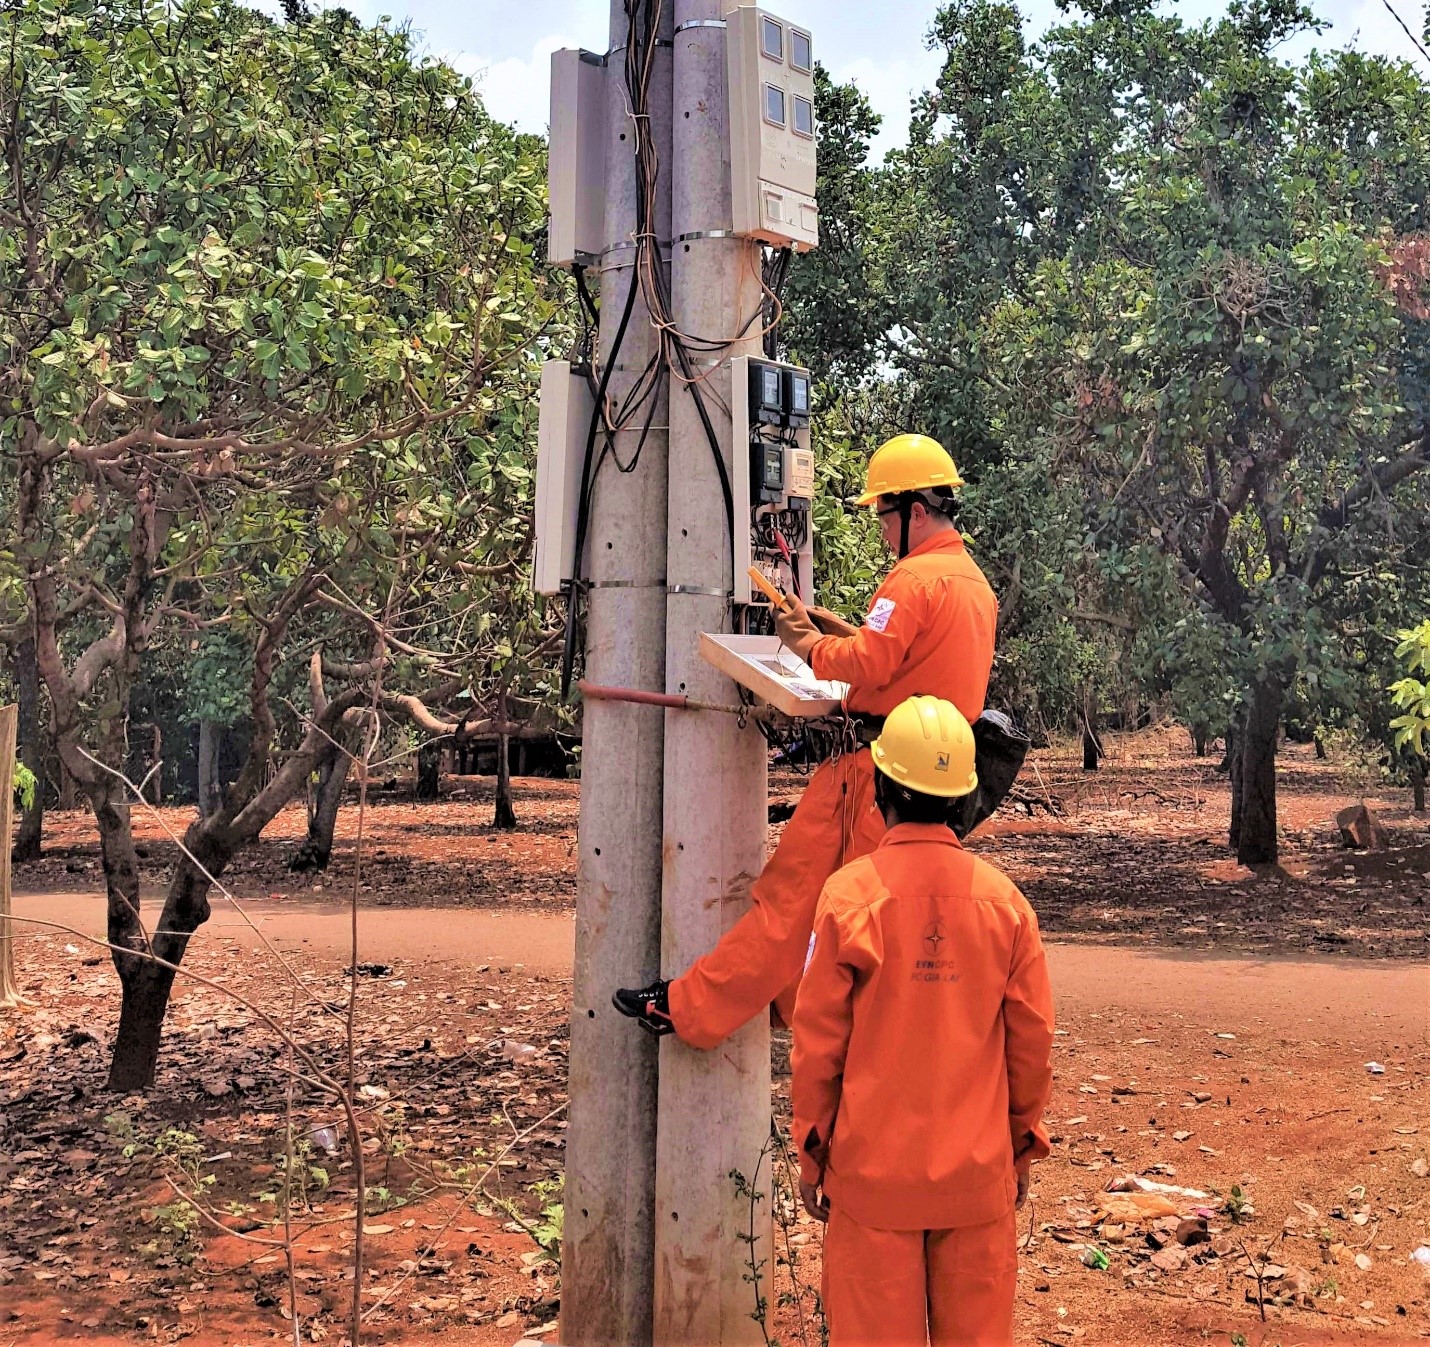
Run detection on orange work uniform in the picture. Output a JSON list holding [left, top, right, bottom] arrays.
[[792, 823, 1055, 1346], [667, 532, 998, 1049]]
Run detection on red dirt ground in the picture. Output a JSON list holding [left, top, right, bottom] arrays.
[[3, 730, 1428, 1345]]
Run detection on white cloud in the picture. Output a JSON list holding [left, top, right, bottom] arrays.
[[1326, 0, 1427, 61], [245, 0, 1427, 150], [444, 33, 576, 132], [828, 52, 942, 162]]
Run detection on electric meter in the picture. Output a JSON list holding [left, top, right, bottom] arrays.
[[733, 355, 816, 606]]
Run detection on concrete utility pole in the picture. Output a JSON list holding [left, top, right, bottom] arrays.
[[559, 2, 673, 1342], [655, 2, 772, 1342]]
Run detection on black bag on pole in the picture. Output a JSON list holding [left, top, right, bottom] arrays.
[[950, 709, 1030, 840]]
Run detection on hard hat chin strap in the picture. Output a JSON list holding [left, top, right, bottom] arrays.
[[897, 494, 915, 559]]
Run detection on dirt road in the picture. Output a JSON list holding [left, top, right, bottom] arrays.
[[6, 727, 1428, 1346], [10, 893, 1427, 1345], [13, 890, 1425, 1041]]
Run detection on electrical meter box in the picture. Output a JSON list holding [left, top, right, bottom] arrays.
[[734, 355, 815, 606], [533, 360, 596, 596], [548, 49, 606, 269], [727, 8, 818, 251]]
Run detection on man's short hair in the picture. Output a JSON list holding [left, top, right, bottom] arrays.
[[873, 768, 960, 827], [877, 487, 960, 522]]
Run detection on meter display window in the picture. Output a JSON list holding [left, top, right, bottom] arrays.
[[761, 445, 784, 492], [763, 83, 786, 127], [761, 366, 782, 411], [790, 29, 812, 72], [761, 15, 783, 60], [792, 94, 814, 138], [787, 371, 810, 417]]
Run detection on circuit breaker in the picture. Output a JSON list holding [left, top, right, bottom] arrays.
[[726, 7, 818, 251], [733, 355, 815, 606], [533, 360, 596, 595]]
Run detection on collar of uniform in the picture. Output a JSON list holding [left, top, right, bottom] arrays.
[[877, 822, 964, 850], [903, 529, 966, 561]]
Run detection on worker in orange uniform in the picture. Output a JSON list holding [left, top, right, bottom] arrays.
[[793, 695, 1054, 1346], [614, 434, 998, 1046]]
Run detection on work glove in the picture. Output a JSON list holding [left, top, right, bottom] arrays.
[[808, 606, 858, 639], [774, 597, 822, 665]]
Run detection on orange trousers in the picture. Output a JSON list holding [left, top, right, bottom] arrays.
[[822, 1206, 1018, 1346], [667, 749, 884, 1050]]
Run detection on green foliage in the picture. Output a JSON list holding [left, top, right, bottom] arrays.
[[3, 0, 563, 818], [782, 65, 890, 384], [529, 1176, 565, 1261], [488, 1176, 564, 1264], [256, 1139, 330, 1216], [4, 0, 549, 444], [1389, 621, 1430, 756], [810, 0, 1430, 782], [1223, 1183, 1249, 1224], [144, 1199, 202, 1261], [183, 631, 252, 728], [130, 1128, 213, 1262], [11, 758, 37, 810]]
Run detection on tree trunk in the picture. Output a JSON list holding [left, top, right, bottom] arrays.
[[12, 638, 44, 862], [290, 739, 353, 872], [1081, 686, 1102, 772], [197, 719, 220, 818], [1314, 734, 1326, 760], [1191, 726, 1208, 758], [415, 740, 442, 800], [1, 704, 21, 1005], [1235, 679, 1282, 867], [1227, 723, 1243, 851], [1411, 761, 1426, 814], [150, 724, 163, 804], [58, 758, 77, 810], [493, 688, 516, 830], [106, 823, 231, 1092], [109, 960, 178, 1090]]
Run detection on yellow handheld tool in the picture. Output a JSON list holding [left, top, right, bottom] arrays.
[[746, 566, 791, 611]]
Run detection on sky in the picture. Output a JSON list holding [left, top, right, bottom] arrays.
[[258, 0, 1428, 160]]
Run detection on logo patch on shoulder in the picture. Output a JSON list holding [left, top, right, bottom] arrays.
[[866, 597, 897, 633]]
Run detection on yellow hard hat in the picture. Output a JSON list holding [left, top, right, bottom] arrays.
[[871, 696, 979, 798], [855, 434, 966, 506]]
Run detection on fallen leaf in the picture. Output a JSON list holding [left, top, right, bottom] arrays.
[[1150, 1246, 1187, 1272], [1097, 1192, 1179, 1222]]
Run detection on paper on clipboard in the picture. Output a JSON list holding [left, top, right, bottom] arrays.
[[698, 634, 848, 718]]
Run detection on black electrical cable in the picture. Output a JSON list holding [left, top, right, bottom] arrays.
[[562, 0, 746, 693], [559, 0, 663, 697], [573, 263, 599, 327], [763, 247, 793, 359], [560, 243, 644, 697], [670, 337, 735, 544]]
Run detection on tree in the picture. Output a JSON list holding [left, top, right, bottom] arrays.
[[782, 66, 890, 386], [3, 0, 553, 1087], [0, 703, 21, 1007], [977, 3, 1428, 863], [1389, 620, 1430, 810]]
